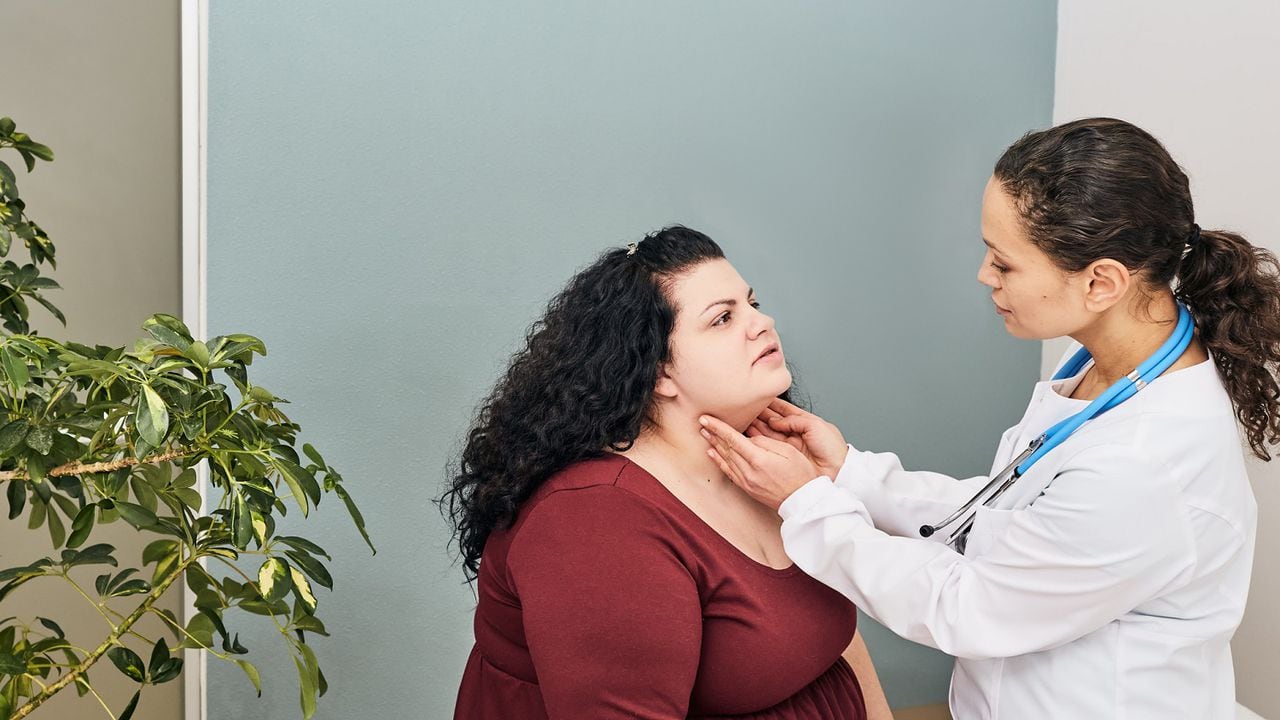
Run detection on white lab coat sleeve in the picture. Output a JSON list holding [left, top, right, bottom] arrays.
[[780, 442, 1197, 660], [833, 445, 990, 538]]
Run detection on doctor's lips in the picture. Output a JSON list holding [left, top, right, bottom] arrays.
[[993, 300, 1012, 315], [753, 343, 782, 365]]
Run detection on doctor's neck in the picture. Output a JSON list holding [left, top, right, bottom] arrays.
[[1070, 291, 1198, 387]]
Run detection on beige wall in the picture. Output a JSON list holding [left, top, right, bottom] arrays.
[[1051, 1, 1280, 716], [1, 1, 183, 718]]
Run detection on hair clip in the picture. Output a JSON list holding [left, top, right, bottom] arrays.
[[626, 242, 639, 256]]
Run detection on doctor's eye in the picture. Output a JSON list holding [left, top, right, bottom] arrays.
[[749, 300, 761, 309], [990, 261, 1010, 274], [712, 311, 732, 327]]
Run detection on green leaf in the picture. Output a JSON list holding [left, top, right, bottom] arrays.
[[21, 141, 54, 162], [24, 425, 52, 455], [151, 656, 183, 684], [274, 459, 310, 517], [0, 225, 11, 256], [301, 443, 325, 467], [142, 538, 178, 566], [334, 484, 376, 554], [0, 652, 26, 674], [115, 501, 157, 530], [26, 453, 48, 483], [118, 690, 141, 720], [37, 617, 65, 639], [5, 479, 25, 520], [229, 493, 252, 549], [136, 384, 169, 447], [47, 500, 66, 547], [0, 690, 11, 719], [67, 503, 96, 548], [66, 543, 117, 568], [148, 637, 169, 676], [236, 659, 263, 697], [289, 566, 317, 614], [277, 535, 330, 561], [51, 491, 79, 519], [295, 655, 318, 720], [107, 646, 146, 683], [0, 117, 14, 136], [221, 333, 267, 356], [182, 613, 215, 649], [293, 614, 329, 637], [1, 347, 28, 387], [257, 557, 292, 602], [186, 340, 210, 367], [172, 468, 197, 488], [175, 488, 201, 511], [129, 476, 158, 514], [285, 550, 333, 590], [142, 314, 193, 352], [108, 579, 152, 598]]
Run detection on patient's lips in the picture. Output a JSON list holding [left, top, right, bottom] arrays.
[[753, 343, 782, 366]]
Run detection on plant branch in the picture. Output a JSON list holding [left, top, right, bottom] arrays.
[[0, 449, 191, 481], [8, 555, 195, 719]]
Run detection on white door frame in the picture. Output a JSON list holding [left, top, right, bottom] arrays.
[[180, 2, 209, 719]]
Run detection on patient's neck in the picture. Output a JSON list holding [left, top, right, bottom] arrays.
[[624, 405, 760, 487]]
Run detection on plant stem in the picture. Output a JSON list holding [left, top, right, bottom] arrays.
[[61, 574, 116, 630], [146, 607, 235, 662], [0, 449, 191, 481], [8, 555, 194, 719], [80, 678, 118, 720]]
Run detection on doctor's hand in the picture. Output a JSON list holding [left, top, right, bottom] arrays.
[[747, 399, 849, 480], [699, 415, 821, 511]]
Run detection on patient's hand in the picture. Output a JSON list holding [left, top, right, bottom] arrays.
[[748, 399, 849, 480]]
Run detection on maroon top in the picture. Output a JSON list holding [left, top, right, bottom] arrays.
[[454, 455, 866, 719]]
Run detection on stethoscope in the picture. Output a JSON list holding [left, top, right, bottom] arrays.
[[919, 302, 1195, 553]]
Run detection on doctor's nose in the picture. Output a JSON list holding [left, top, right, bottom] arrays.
[[977, 252, 1000, 289]]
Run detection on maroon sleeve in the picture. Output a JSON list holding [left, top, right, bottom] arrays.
[[509, 485, 702, 719]]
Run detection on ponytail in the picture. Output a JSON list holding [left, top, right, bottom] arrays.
[[1177, 229, 1280, 459]]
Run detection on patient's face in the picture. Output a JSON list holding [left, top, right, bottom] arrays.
[[657, 259, 791, 425]]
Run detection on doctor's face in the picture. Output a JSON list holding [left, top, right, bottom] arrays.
[[977, 176, 1090, 340], [655, 259, 791, 428]]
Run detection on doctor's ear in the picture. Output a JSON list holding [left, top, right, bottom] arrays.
[[654, 364, 678, 400], [1081, 258, 1131, 312]]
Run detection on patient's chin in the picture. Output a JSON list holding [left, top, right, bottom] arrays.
[[705, 398, 775, 433]]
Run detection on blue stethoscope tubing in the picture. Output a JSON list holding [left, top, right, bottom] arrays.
[[919, 302, 1195, 547]]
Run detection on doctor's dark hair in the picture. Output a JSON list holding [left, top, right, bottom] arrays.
[[441, 226, 741, 579], [995, 117, 1280, 459]]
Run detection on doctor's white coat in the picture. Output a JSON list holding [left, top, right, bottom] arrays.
[[779, 357, 1256, 719]]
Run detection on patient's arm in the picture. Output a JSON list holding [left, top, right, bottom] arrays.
[[843, 629, 893, 720]]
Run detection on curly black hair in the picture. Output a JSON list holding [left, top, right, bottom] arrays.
[[440, 226, 737, 579]]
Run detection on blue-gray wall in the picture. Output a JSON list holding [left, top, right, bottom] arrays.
[[207, 2, 1055, 717]]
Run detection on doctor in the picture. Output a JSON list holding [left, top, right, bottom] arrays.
[[700, 118, 1276, 719]]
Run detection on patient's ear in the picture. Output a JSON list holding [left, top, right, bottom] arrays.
[[654, 364, 678, 400]]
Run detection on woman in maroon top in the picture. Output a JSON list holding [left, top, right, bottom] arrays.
[[442, 227, 891, 719]]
